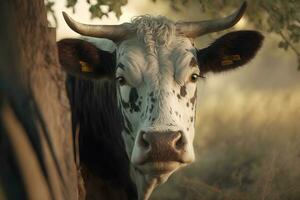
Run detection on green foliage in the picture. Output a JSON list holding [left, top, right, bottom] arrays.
[[66, 0, 127, 19]]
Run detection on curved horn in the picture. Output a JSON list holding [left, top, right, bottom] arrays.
[[62, 12, 128, 41], [176, 2, 247, 38]]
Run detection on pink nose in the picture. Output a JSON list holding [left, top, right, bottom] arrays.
[[135, 131, 186, 165]]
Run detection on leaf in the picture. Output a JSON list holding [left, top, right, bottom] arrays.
[[278, 41, 289, 50], [45, 0, 57, 27], [66, 0, 78, 8]]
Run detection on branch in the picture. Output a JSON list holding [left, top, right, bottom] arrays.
[[261, 3, 300, 70], [279, 30, 300, 70]]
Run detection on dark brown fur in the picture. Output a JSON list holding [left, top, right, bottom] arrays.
[[197, 31, 264, 74], [58, 39, 137, 199], [57, 39, 115, 79]]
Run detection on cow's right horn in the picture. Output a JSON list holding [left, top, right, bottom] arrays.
[[175, 2, 247, 38], [62, 12, 129, 41]]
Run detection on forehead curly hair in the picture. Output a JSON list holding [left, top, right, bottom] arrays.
[[129, 15, 176, 49]]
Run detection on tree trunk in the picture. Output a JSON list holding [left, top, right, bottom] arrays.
[[0, 1, 78, 199]]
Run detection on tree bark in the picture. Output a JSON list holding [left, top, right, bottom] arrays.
[[0, 1, 77, 199]]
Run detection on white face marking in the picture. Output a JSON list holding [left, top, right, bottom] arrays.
[[112, 16, 202, 199], [116, 36, 198, 170]]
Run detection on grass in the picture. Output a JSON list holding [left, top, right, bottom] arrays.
[[152, 89, 300, 200]]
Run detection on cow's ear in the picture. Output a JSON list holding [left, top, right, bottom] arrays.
[[57, 39, 115, 79], [197, 31, 264, 74]]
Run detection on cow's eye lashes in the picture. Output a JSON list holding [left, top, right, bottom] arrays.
[[190, 73, 199, 82], [115, 76, 126, 85], [199, 74, 206, 79], [190, 73, 206, 83]]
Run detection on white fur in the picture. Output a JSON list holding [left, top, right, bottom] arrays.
[[113, 16, 199, 200]]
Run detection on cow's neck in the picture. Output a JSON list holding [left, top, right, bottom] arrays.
[[66, 76, 137, 199], [129, 165, 160, 200]]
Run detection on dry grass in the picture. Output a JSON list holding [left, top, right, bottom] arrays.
[[152, 89, 300, 200]]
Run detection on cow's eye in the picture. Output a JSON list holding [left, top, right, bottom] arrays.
[[116, 76, 126, 86], [190, 73, 200, 82]]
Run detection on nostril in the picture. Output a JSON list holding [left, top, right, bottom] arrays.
[[139, 131, 150, 148], [175, 131, 185, 150]]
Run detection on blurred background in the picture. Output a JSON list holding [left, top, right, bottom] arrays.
[[49, 0, 300, 199]]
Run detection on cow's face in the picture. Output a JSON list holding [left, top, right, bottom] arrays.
[[59, 2, 264, 199], [116, 35, 198, 181]]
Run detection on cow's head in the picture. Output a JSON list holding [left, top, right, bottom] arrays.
[[58, 2, 263, 199]]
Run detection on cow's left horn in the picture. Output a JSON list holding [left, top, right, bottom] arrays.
[[62, 12, 129, 41], [175, 1, 247, 38]]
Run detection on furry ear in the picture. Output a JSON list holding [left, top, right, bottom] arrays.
[[57, 39, 115, 79], [197, 31, 264, 74]]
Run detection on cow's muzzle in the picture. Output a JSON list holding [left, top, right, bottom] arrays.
[[131, 130, 194, 174]]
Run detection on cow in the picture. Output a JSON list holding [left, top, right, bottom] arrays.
[[57, 2, 264, 200]]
